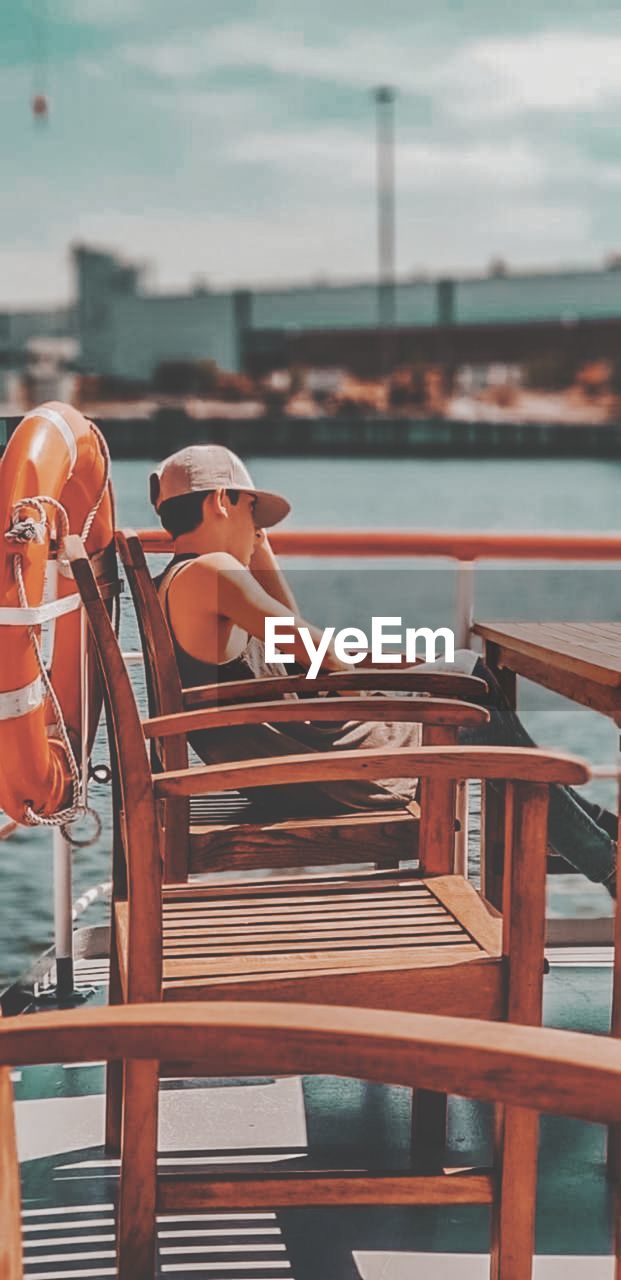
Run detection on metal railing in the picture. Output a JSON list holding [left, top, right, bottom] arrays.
[[137, 527, 621, 652]]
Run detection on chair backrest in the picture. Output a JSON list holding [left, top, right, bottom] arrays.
[[115, 529, 191, 877], [67, 536, 164, 1002], [115, 528, 185, 721], [2, 1001, 621, 1278]]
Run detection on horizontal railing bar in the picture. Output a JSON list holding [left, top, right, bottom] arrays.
[[136, 528, 621, 561]]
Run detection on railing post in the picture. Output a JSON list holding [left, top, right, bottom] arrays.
[[53, 826, 74, 999], [454, 560, 474, 649], [454, 561, 475, 875], [47, 604, 88, 1005], [609, 728, 621, 1178]]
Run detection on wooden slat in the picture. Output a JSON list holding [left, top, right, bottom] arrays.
[[182, 669, 489, 708], [162, 942, 483, 980], [155, 745, 590, 798], [165, 863, 421, 894], [157, 1169, 494, 1210], [163, 890, 436, 915], [163, 912, 450, 932], [163, 911, 448, 932], [163, 914, 449, 938], [189, 808, 419, 873], [144, 696, 489, 739], [163, 931, 468, 958], [163, 882, 430, 907], [161, 870, 427, 901]]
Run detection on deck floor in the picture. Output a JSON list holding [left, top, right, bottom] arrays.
[[13, 956, 615, 1279]]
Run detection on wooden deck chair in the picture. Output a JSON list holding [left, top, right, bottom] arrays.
[[115, 528, 490, 881], [2, 1002, 621, 1280], [67, 534, 590, 1223], [94, 536, 490, 1153]]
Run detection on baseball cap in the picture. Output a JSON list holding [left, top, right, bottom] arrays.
[[149, 444, 291, 529]]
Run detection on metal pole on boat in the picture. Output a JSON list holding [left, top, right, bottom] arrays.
[[373, 85, 396, 375], [53, 826, 74, 998], [454, 562, 475, 876], [454, 561, 474, 649], [47, 605, 88, 1003]]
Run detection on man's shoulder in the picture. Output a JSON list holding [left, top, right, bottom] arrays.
[[167, 552, 247, 602], [185, 551, 245, 576]]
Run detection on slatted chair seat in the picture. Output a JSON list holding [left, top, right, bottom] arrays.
[[113, 869, 501, 1005]]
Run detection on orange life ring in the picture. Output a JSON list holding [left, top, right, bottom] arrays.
[[0, 402, 115, 824]]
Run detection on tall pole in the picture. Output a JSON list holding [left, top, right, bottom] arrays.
[[374, 85, 396, 372]]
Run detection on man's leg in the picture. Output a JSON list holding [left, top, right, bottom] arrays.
[[459, 655, 616, 889]]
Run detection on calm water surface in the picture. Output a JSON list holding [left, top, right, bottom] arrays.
[[1, 455, 619, 983]]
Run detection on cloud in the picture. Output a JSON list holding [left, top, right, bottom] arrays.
[[125, 22, 621, 128], [57, 0, 146, 25], [443, 32, 621, 118], [0, 247, 72, 308], [232, 128, 544, 191], [123, 21, 439, 89]]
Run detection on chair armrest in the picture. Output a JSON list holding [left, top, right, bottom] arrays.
[[154, 745, 590, 799], [182, 670, 488, 707], [143, 696, 490, 739], [3, 1002, 621, 1126]]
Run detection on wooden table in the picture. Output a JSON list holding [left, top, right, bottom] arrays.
[[473, 621, 621, 1172], [472, 622, 621, 909], [472, 622, 621, 724]]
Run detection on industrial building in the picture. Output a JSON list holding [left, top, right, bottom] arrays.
[[4, 245, 621, 382]]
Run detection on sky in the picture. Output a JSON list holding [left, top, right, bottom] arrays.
[[3, 0, 621, 306]]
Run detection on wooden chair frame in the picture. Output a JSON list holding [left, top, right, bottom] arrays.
[[116, 528, 490, 880], [66, 535, 592, 1280], [2, 1002, 620, 1280]]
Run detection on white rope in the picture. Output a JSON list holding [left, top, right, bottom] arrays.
[[80, 421, 110, 545]]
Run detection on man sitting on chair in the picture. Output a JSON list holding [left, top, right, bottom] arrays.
[[150, 444, 617, 893]]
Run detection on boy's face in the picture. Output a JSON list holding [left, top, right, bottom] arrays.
[[202, 490, 260, 566]]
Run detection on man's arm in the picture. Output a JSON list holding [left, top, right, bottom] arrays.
[[191, 552, 348, 674], [249, 532, 300, 614], [250, 536, 411, 669]]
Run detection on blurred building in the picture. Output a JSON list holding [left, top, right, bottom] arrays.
[[7, 246, 621, 384], [71, 246, 621, 380]]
